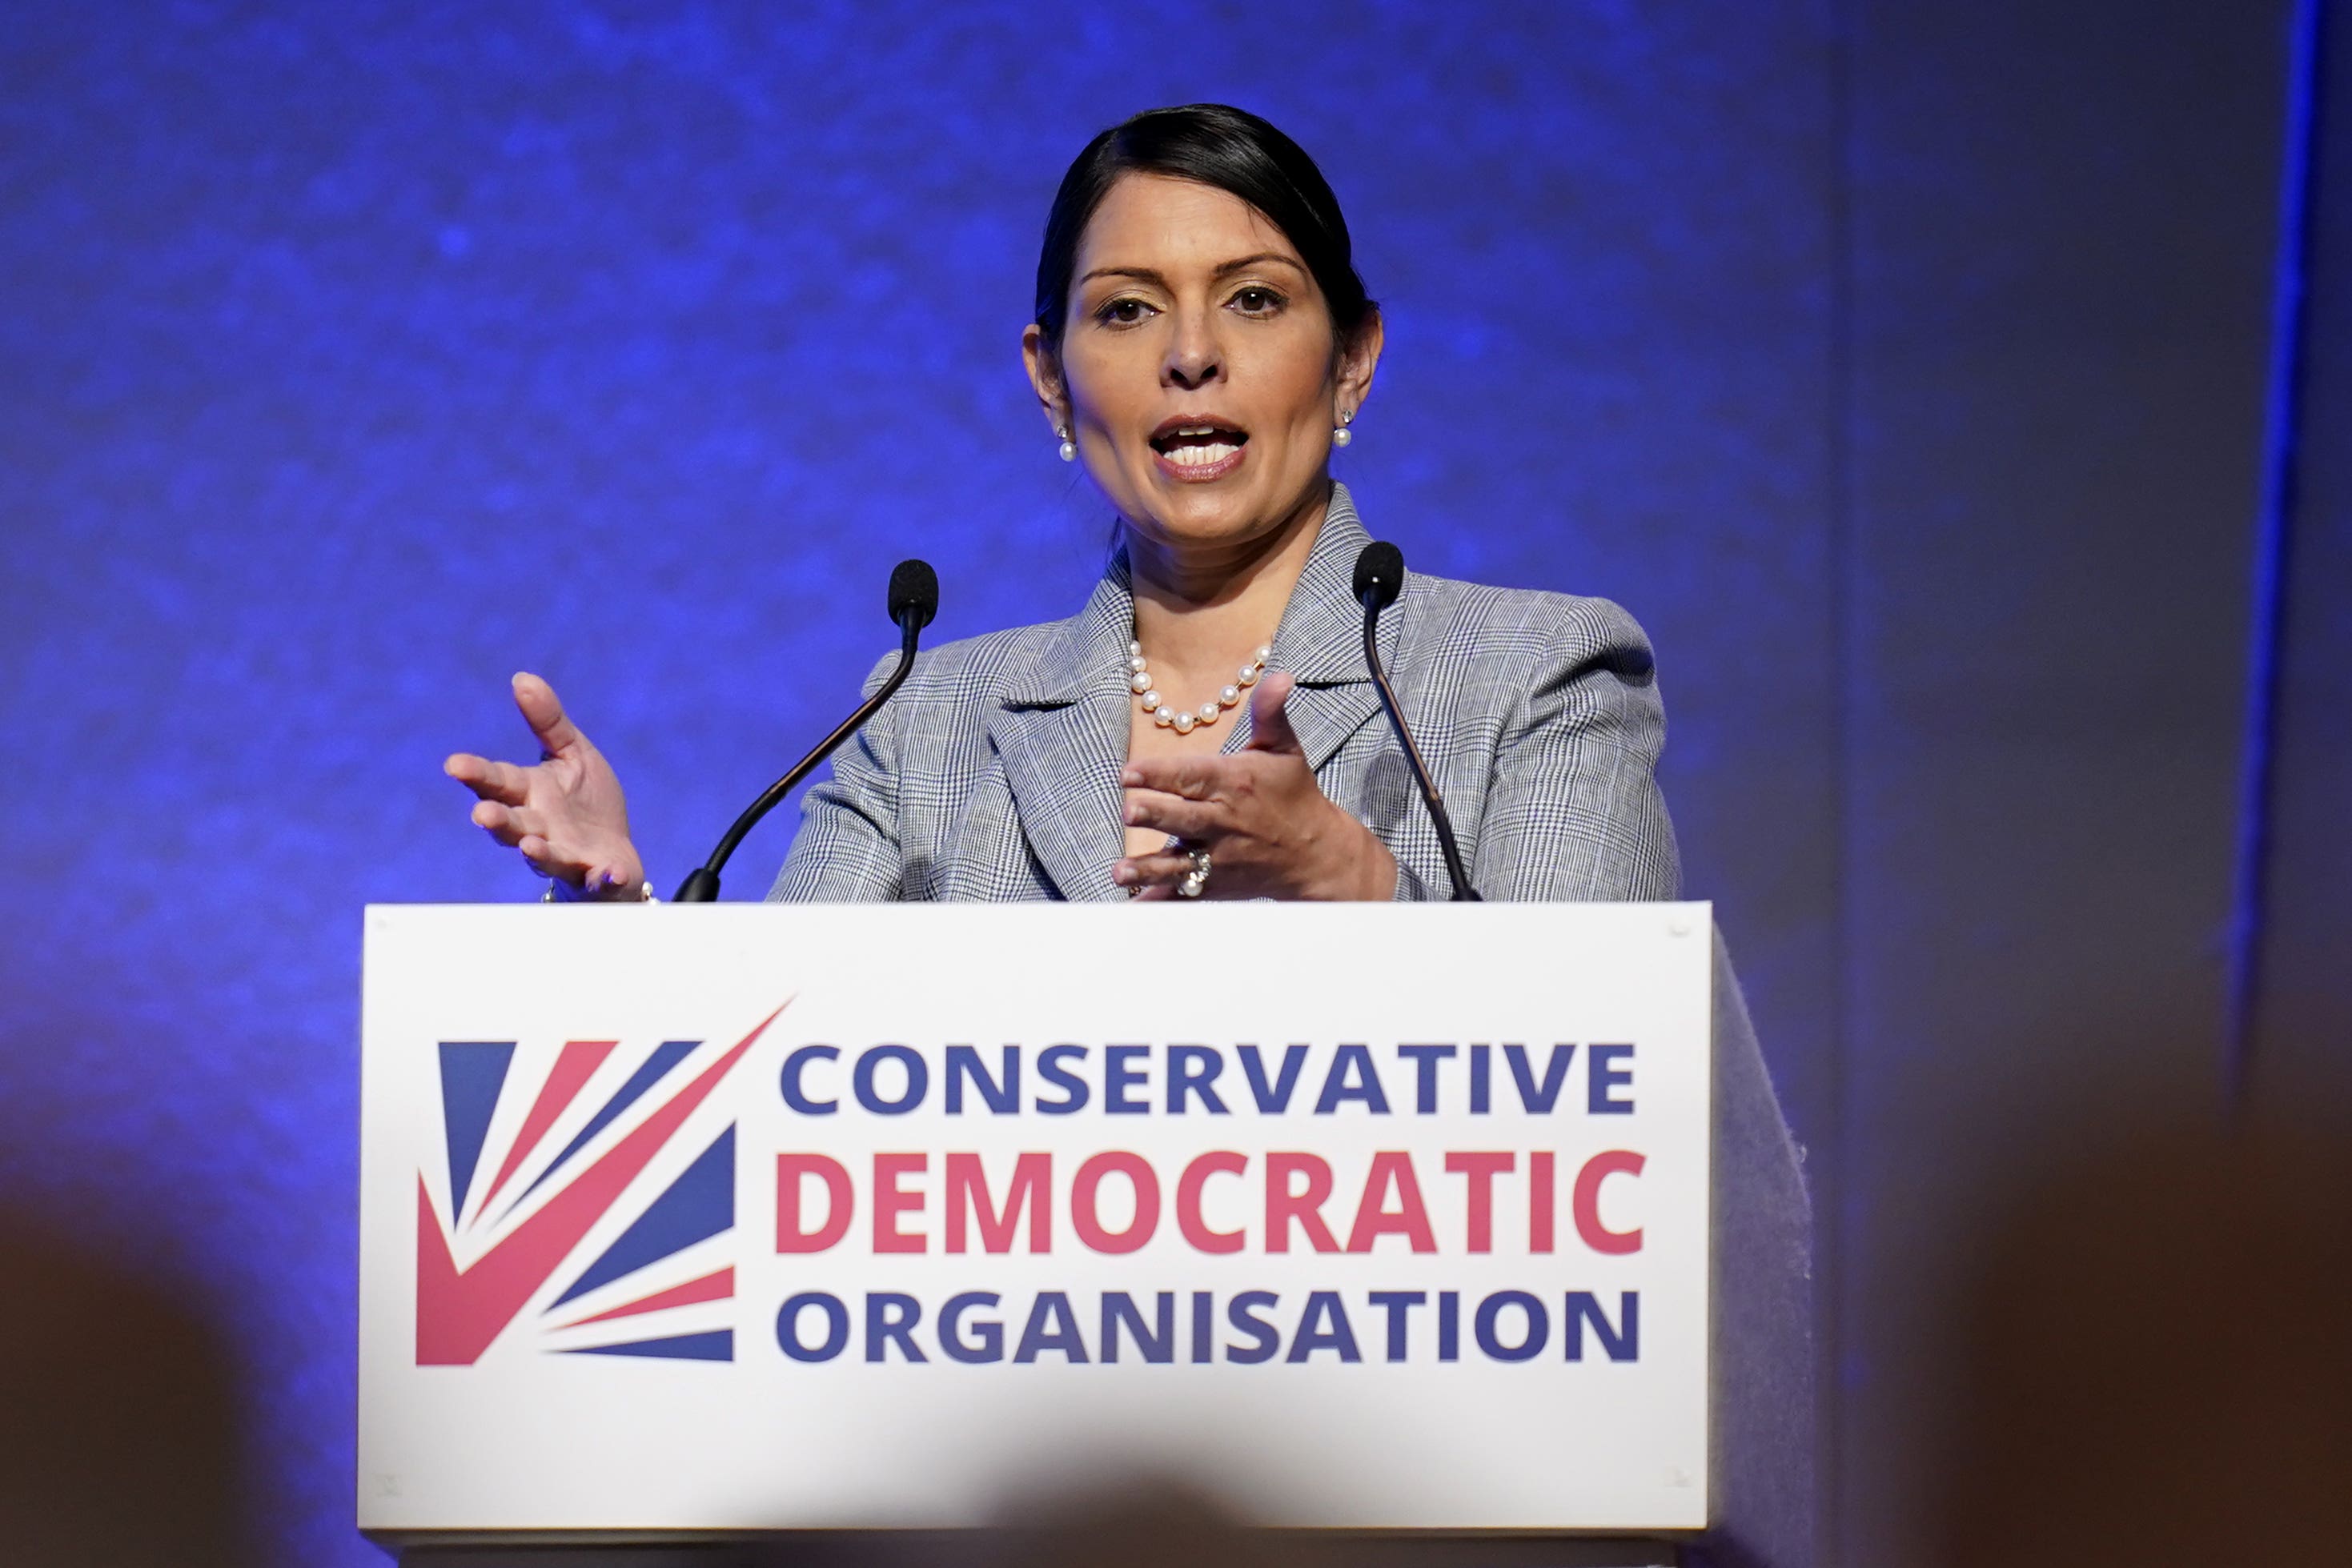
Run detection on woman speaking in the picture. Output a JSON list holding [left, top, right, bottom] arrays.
[[445, 104, 1680, 906]]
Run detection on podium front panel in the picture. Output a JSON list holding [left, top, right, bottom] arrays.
[[359, 903, 1712, 1535]]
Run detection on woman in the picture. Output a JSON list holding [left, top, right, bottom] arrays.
[[445, 104, 1679, 905]]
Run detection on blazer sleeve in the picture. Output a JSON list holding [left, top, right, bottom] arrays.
[[1399, 595, 1680, 902], [765, 652, 906, 902]]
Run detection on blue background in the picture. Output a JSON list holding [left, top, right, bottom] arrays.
[[2, 2, 2343, 1563]]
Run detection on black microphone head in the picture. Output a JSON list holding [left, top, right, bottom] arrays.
[[1353, 540, 1406, 612], [888, 558, 939, 632]]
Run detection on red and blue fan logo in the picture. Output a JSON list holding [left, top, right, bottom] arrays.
[[414, 1005, 785, 1366]]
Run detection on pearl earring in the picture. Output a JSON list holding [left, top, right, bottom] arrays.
[[1333, 410, 1355, 447], [1056, 423, 1076, 463]]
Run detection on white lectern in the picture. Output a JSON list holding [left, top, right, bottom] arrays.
[[359, 902, 1809, 1566]]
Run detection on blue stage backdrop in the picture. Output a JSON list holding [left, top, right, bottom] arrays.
[[3, 2, 2336, 1565]]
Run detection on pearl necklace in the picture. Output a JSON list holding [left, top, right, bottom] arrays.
[[1126, 637, 1272, 735]]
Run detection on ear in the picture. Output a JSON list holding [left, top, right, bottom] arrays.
[[1334, 306, 1385, 425], [1021, 322, 1068, 434]]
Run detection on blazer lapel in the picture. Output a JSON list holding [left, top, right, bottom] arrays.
[[989, 569, 1135, 902], [1234, 482, 1391, 772]]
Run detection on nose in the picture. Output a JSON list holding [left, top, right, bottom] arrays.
[[1162, 310, 1223, 390]]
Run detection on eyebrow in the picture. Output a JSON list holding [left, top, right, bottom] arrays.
[[1078, 252, 1307, 287]]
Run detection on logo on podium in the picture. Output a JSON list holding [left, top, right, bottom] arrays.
[[411, 1008, 785, 1365]]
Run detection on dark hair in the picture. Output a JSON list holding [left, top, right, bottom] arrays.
[[1032, 103, 1375, 352]]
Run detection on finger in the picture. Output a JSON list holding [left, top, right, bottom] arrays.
[[512, 672, 584, 756], [1119, 756, 1222, 800], [444, 752, 532, 807], [1114, 852, 1197, 892], [582, 864, 640, 898], [470, 799, 550, 848], [1242, 670, 1303, 756], [470, 798, 519, 844], [1122, 789, 1221, 840], [517, 834, 589, 884]]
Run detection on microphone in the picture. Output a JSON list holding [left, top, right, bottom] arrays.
[[1353, 541, 1480, 901], [671, 559, 939, 902]]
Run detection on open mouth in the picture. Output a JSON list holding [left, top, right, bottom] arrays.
[[1150, 418, 1250, 471]]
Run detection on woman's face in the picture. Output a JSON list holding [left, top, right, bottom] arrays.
[[1025, 173, 1379, 564]]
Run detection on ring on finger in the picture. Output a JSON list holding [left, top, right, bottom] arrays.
[[1126, 834, 1190, 900], [1177, 848, 1213, 900]]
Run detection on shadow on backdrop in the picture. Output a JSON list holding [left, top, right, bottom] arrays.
[[0, 1209, 252, 1567], [1920, 1099, 2352, 1565]]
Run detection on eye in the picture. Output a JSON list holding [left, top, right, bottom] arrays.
[[1094, 296, 1157, 327], [1230, 286, 1286, 315]]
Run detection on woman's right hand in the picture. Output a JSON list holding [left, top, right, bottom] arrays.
[[445, 673, 648, 900]]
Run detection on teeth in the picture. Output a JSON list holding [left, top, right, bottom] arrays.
[[1167, 441, 1240, 467]]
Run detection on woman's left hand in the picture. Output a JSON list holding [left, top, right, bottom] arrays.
[[1115, 672, 1399, 901]]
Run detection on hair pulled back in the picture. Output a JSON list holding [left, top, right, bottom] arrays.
[[1032, 104, 1375, 352]]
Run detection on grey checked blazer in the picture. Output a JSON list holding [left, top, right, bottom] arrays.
[[767, 483, 1679, 904]]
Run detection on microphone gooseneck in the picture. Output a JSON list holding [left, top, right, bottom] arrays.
[[1354, 540, 1481, 902], [672, 558, 939, 902]]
